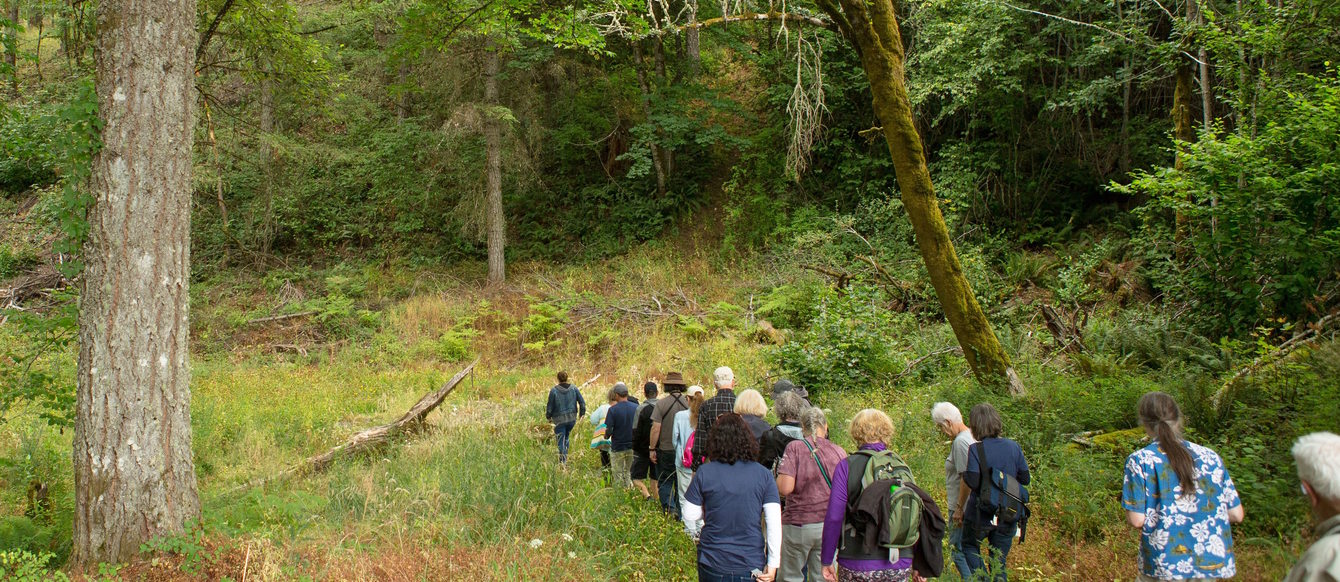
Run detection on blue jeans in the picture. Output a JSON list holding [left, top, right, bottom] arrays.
[[948, 521, 971, 579], [554, 421, 576, 462], [698, 564, 757, 582], [656, 448, 680, 516], [962, 518, 1016, 582]]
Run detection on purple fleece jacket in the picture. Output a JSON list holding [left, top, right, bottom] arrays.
[[821, 442, 914, 572]]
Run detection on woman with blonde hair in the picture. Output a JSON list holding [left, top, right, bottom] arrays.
[[1122, 392, 1243, 581], [820, 409, 914, 582], [735, 388, 772, 442]]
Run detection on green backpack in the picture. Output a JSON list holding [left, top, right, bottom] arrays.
[[847, 449, 923, 550]]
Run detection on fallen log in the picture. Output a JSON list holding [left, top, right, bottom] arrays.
[[230, 359, 478, 493], [247, 311, 317, 325], [1213, 310, 1340, 412], [0, 266, 68, 308]]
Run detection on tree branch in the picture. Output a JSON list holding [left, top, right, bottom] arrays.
[[195, 0, 238, 64]]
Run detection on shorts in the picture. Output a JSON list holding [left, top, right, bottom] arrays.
[[631, 453, 653, 480]]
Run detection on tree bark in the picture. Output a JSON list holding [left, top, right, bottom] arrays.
[[483, 41, 505, 285], [818, 0, 1022, 394], [5, 0, 17, 95], [74, 0, 200, 565], [258, 68, 276, 254], [1172, 60, 1194, 242], [631, 40, 668, 198]]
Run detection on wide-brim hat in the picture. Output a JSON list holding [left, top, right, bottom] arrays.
[[772, 378, 810, 401], [663, 371, 688, 390]]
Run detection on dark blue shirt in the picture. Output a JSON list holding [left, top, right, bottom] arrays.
[[686, 460, 780, 573], [963, 437, 1030, 526], [605, 400, 639, 452]]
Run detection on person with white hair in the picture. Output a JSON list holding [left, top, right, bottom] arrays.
[[694, 366, 738, 458], [932, 401, 976, 579], [1285, 431, 1340, 582]]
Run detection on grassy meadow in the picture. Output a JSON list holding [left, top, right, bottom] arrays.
[[1, 243, 1324, 580]]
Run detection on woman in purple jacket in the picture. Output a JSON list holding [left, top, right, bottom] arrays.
[[820, 409, 914, 582]]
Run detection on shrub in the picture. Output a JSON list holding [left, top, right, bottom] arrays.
[[1118, 72, 1340, 335], [768, 285, 903, 393]]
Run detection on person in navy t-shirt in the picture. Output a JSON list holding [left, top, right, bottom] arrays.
[[605, 383, 639, 489], [683, 413, 781, 582], [962, 403, 1030, 582]]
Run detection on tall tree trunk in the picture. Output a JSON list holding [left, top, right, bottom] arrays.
[[631, 40, 668, 198], [74, 0, 199, 564], [686, 0, 700, 73], [5, 0, 17, 95], [651, 38, 674, 178], [820, 0, 1023, 394], [258, 68, 276, 254], [483, 42, 505, 285], [1172, 61, 1194, 243]]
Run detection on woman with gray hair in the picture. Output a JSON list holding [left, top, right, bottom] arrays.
[[775, 407, 846, 582], [760, 391, 808, 470]]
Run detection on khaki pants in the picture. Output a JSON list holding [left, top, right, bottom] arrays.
[[779, 523, 824, 582], [610, 449, 634, 488]]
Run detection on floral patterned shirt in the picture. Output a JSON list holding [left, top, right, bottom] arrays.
[[1122, 440, 1241, 580]]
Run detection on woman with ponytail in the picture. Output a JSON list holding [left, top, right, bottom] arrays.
[[1122, 392, 1245, 581]]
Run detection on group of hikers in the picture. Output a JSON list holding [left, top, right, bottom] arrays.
[[545, 368, 1340, 582]]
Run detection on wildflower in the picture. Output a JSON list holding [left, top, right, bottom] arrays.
[[529, 538, 544, 549], [561, 533, 573, 542]]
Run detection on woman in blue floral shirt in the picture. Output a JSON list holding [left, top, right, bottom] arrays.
[[1122, 392, 1245, 581]]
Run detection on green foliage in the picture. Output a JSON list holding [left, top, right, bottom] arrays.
[[768, 285, 903, 393], [0, 549, 70, 582], [0, 245, 39, 279], [508, 300, 566, 353], [1121, 71, 1340, 335], [0, 292, 78, 427], [140, 526, 210, 575], [435, 320, 481, 362]]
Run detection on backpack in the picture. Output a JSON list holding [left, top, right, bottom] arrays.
[[846, 450, 923, 550], [681, 431, 696, 468], [972, 442, 1030, 541]]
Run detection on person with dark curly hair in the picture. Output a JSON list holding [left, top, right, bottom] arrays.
[[683, 413, 782, 582]]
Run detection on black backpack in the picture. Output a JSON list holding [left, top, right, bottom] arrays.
[[972, 442, 1030, 542]]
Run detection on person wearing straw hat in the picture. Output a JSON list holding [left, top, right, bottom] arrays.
[[649, 372, 691, 515]]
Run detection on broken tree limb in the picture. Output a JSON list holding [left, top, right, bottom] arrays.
[[302, 358, 479, 473], [1213, 310, 1340, 412], [247, 311, 317, 325], [228, 359, 478, 493]]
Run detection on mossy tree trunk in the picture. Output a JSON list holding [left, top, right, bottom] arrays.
[[74, 0, 200, 563], [813, 0, 1023, 394]]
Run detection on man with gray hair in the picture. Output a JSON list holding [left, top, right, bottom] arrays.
[[1285, 431, 1340, 582], [932, 401, 976, 579], [696, 366, 738, 440]]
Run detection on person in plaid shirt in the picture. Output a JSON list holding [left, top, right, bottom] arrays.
[[696, 366, 738, 442]]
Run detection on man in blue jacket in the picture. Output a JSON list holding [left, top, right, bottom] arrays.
[[546, 371, 587, 465]]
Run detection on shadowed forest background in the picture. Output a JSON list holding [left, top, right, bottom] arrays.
[[0, 0, 1338, 576]]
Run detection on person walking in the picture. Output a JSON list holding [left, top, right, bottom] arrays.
[[545, 370, 586, 465], [589, 393, 614, 479], [776, 407, 846, 582], [1285, 432, 1340, 582], [605, 383, 639, 489], [632, 380, 660, 500], [683, 413, 781, 582], [931, 401, 975, 579], [735, 389, 772, 443], [693, 366, 738, 467], [649, 371, 692, 515], [673, 385, 707, 535], [961, 403, 1029, 582], [760, 391, 807, 472], [820, 408, 915, 582], [1122, 392, 1243, 582]]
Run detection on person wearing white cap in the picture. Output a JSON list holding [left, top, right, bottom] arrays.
[[673, 385, 706, 535]]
